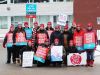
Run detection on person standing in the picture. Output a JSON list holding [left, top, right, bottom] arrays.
[[3, 25, 15, 64], [62, 24, 70, 48], [23, 22, 33, 40], [73, 23, 84, 52], [32, 22, 39, 51], [36, 24, 49, 46], [13, 23, 27, 64], [84, 23, 97, 67], [45, 22, 54, 39], [50, 25, 64, 45]]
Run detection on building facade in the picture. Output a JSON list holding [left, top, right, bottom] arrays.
[[0, 0, 73, 38], [74, 0, 100, 29]]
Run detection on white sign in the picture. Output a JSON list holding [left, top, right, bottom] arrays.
[[97, 30, 100, 40], [67, 52, 87, 66], [51, 46, 63, 62], [97, 17, 100, 25], [22, 51, 34, 67], [57, 13, 68, 26]]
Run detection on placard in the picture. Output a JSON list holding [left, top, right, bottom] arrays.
[[26, 4, 37, 18], [67, 52, 87, 66], [22, 51, 34, 67], [25, 28, 32, 39], [51, 46, 63, 62], [34, 46, 49, 63], [57, 13, 68, 26]]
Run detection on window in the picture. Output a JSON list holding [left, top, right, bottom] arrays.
[[53, 0, 73, 2], [0, 16, 8, 29], [11, 0, 49, 3], [11, 16, 29, 27], [67, 15, 73, 28], [0, 0, 7, 4]]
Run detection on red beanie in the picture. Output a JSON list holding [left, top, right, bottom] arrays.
[[34, 22, 38, 25], [24, 22, 28, 25], [77, 23, 82, 27], [88, 22, 93, 27], [47, 22, 52, 25], [40, 24, 44, 28]]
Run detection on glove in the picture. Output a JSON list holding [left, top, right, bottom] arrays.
[[3, 44, 6, 48]]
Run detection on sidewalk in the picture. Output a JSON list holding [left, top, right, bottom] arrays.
[[0, 44, 100, 75]]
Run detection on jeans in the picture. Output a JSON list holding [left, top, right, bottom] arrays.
[[86, 49, 94, 60]]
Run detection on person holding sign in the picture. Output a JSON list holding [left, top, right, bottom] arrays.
[[34, 40, 49, 67], [36, 24, 49, 46], [3, 25, 15, 64], [23, 22, 33, 40], [73, 23, 84, 52], [50, 38, 64, 67], [13, 23, 27, 64], [64, 40, 78, 66], [84, 23, 97, 67]]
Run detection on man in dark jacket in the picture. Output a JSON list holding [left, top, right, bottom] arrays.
[[62, 24, 70, 48], [50, 25, 64, 45]]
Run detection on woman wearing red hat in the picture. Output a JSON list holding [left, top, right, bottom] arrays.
[[36, 24, 49, 46], [3, 25, 15, 64], [34, 24, 49, 66], [73, 23, 85, 52], [13, 23, 27, 64], [45, 22, 54, 39], [23, 22, 33, 40], [84, 23, 97, 67], [32, 21, 40, 51]]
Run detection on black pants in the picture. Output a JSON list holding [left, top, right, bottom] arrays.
[[52, 61, 62, 67], [7, 47, 14, 63], [97, 40, 100, 45], [13, 45, 25, 61]]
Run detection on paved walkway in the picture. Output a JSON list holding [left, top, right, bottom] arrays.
[[0, 44, 100, 75]]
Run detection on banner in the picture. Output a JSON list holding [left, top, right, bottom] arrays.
[[67, 52, 87, 66], [51, 46, 63, 62], [57, 13, 68, 26], [26, 4, 37, 18], [22, 51, 34, 67], [34, 46, 49, 63]]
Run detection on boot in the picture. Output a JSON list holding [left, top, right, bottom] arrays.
[[86, 60, 90, 66], [89, 60, 94, 67]]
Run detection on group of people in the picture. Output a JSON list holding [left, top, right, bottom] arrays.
[[3, 21, 97, 67]]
